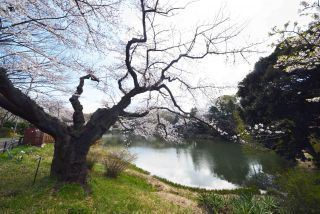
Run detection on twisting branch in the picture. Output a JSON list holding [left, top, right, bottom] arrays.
[[69, 73, 99, 130], [118, 72, 129, 94], [158, 84, 187, 114], [124, 0, 148, 88]]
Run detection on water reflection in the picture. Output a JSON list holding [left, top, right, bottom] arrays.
[[103, 135, 291, 189]]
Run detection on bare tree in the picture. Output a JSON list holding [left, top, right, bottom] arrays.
[[0, 0, 254, 184]]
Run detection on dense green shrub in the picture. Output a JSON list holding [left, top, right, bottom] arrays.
[[198, 192, 280, 214], [198, 193, 227, 213], [277, 169, 320, 213], [231, 193, 280, 214]]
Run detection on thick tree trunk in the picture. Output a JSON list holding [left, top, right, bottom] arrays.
[[50, 109, 119, 184], [50, 135, 92, 184]]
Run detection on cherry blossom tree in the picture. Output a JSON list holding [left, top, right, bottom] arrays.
[[0, 0, 254, 184], [271, 0, 320, 72], [0, 0, 121, 94]]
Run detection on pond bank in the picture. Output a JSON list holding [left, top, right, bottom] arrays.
[[0, 144, 270, 213], [103, 135, 293, 190]]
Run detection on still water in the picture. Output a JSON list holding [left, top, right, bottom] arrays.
[[103, 135, 291, 190]]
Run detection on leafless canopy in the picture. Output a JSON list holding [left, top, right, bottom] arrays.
[[111, 0, 255, 119]]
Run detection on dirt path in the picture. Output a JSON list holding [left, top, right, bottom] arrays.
[[127, 170, 204, 213]]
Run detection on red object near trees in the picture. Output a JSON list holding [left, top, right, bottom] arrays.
[[23, 128, 54, 146]]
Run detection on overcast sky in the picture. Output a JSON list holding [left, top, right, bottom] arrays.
[[79, 0, 307, 113]]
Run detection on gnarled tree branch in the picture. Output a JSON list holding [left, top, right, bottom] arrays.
[[69, 73, 99, 130]]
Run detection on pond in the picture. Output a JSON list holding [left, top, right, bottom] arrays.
[[102, 134, 292, 190]]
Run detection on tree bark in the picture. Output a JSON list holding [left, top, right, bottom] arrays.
[[51, 135, 92, 184], [50, 108, 119, 184]]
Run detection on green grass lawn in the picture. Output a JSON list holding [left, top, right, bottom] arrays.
[[0, 145, 196, 213]]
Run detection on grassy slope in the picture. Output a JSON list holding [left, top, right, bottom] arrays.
[[0, 145, 196, 213]]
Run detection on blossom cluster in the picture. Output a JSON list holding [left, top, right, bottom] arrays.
[[272, 1, 320, 72]]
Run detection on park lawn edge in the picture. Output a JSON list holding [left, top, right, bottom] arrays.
[[0, 144, 259, 213]]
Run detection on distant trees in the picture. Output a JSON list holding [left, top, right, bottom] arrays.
[[238, 44, 320, 161], [176, 95, 243, 140], [207, 95, 238, 137]]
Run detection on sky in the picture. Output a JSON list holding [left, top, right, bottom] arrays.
[[79, 0, 307, 113]]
